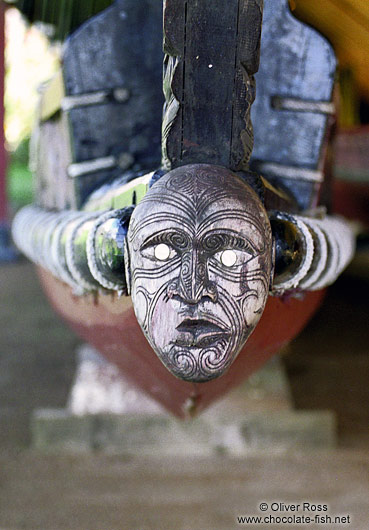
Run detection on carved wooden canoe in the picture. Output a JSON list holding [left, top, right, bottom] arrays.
[[38, 266, 325, 417], [11, 0, 357, 417]]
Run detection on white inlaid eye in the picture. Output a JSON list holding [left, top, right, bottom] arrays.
[[220, 249, 237, 267], [154, 243, 171, 261]]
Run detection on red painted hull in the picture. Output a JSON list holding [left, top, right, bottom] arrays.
[[38, 268, 324, 418], [333, 180, 369, 228]]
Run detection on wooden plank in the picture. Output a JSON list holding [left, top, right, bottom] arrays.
[[182, 2, 238, 167], [251, 0, 336, 210], [162, 0, 263, 171], [62, 0, 164, 205]]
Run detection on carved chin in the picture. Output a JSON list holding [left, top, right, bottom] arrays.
[[161, 338, 237, 383], [141, 286, 267, 382], [148, 317, 253, 382]]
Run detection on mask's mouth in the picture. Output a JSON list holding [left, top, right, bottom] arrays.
[[175, 318, 230, 347]]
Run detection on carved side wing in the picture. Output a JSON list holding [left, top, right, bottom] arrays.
[[251, 0, 337, 210]]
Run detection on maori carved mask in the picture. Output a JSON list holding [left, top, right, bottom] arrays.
[[127, 164, 273, 382]]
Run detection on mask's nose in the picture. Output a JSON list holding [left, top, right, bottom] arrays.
[[167, 250, 218, 304]]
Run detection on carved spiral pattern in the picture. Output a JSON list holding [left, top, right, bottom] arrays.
[[179, 252, 193, 297], [166, 232, 188, 250], [163, 166, 244, 197], [166, 348, 198, 380], [165, 342, 230, 382], [196, 262, 206, 281], [202, 234, 228, 252], [143, 230, 190, 251], [202, 232, 254, 254], [166, 171, 199, 195], [200, 339, 229, 373]]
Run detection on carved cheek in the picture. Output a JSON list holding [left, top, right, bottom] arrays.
[[239, 255, 270, 322], [208, 264, 245, 300], [149, 293, 183, 352], [130, 251, 179, 330], [133, 289, 149, 327], [208, 255, 269, 330], [133, 259, 182, 348]]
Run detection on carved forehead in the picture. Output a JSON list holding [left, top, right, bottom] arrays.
[[130, 164, 270, 231]]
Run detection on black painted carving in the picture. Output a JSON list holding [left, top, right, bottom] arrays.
[[63, 0, 164, 205], [162, 0, 263, 171], [250, 0, 337, 210], [127, 164, 273, 382]]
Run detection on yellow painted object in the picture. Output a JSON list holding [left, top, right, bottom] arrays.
[[39, 69, 64, 122], [83, 172, 154, 212], [291, 0, 369, 102]]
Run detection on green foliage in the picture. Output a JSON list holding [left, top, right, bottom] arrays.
[[7, 138, 33, 206], [5, 9, 61, 150], [5, 1, 115, 206], [16, 0, 114, 40]]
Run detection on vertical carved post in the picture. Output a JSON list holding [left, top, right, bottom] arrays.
[[162, 0, 263, 171]]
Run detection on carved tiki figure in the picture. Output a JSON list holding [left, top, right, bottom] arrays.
[[124, 0, 270, 382], [127, 164, 273, 382]]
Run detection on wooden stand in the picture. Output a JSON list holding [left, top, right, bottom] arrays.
[[31, 345, 336, 455]]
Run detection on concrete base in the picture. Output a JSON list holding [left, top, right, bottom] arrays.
[[31, 346, 337, 455], [66, 345, 293, 417], [32, 408, 336, 455]]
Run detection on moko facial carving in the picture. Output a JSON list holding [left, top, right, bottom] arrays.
[[127, 164, 273, 382]]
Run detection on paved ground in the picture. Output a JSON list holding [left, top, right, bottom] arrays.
[[0, 450, 368, 529], [0, 260, 368, 529], [285, 274, 369, 449], [0, 261, 77, 447]]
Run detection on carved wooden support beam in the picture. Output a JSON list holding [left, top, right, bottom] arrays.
[[162, 0, 263, 171]]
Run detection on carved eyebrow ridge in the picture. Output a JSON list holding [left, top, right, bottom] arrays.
[[130, 212, 195, 238], [140, 230, 191, 251], [197, 209, 266, 237], [202, 231, 257, 254]]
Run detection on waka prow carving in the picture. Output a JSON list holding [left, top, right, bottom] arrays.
[[12, 0, 356, 384], [127, 0, 272, 382]]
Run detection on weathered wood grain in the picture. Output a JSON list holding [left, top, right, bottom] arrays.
[[162, 0, 263, 171], [251, 0, 336, 210], [63, 0, 164, 206], [127, 164, 273, 383]]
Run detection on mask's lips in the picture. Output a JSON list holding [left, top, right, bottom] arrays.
[[175, 318, 230, 347]]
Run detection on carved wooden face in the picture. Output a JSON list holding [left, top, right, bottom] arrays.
[[127, 164, 272, 382]]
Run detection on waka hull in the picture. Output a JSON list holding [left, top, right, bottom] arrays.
[[38, 267, 325, 418]]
